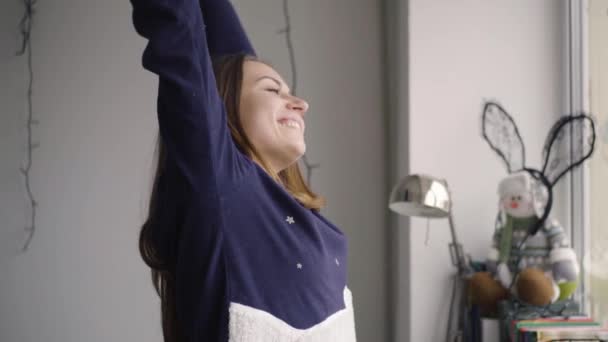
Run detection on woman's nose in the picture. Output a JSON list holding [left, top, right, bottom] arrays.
[[286, 95, 309, 114]]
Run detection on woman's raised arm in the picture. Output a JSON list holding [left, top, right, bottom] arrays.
[[131, 0, 245, 192], [200, 0, 256, 58]]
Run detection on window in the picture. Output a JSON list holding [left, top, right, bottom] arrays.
[[586, 0, 608, 325], [570, 0, 608, 326]]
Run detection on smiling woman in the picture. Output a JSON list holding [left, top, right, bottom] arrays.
[[130, 0, 356, 340]]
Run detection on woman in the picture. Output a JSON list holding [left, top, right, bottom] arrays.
[[130, 0, 356, 340]]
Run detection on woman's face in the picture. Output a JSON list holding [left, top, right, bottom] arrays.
[[239, 60, 309, 172]]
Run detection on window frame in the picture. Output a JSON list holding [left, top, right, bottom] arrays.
[[565, 0, 591, 314]]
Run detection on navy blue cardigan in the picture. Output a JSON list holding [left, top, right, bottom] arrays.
[[130, 0, 355, 340]]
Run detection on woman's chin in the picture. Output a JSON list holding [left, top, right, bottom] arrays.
[[294, 141, 306, 158], [283, 142, 306, 167]]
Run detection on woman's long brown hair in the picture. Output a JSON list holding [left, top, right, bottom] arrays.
[[139, 53, 324, 342]]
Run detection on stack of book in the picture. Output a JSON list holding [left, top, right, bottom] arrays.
[[509, 316, 608, 342]]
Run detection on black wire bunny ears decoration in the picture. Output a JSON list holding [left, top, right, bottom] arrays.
[[481, 101, 596, 236]]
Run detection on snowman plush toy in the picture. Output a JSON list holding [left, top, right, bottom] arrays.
[[469, 101, 596, 315]]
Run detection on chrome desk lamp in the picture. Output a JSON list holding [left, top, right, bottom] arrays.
[[388, 174, 468, 274], [389, 174, 470, 342]]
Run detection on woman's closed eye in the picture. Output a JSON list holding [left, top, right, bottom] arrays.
[[266, 88, 280, 94]]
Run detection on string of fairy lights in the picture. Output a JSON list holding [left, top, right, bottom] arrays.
[[16, 0, 38, 252]]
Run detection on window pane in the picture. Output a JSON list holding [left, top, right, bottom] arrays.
[[588, 0, 608, 325]]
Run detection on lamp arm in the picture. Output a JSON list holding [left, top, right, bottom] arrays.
[[448, 211, 468, 275]]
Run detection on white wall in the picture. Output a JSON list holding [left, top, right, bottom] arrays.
[[0, 0, 387, 341], [406, 1, 568, 341]]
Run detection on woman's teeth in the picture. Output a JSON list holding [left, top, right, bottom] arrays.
[[280, 119, 300, 129]]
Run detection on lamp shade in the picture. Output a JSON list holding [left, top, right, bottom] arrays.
[[388, 174, 451, 218]]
